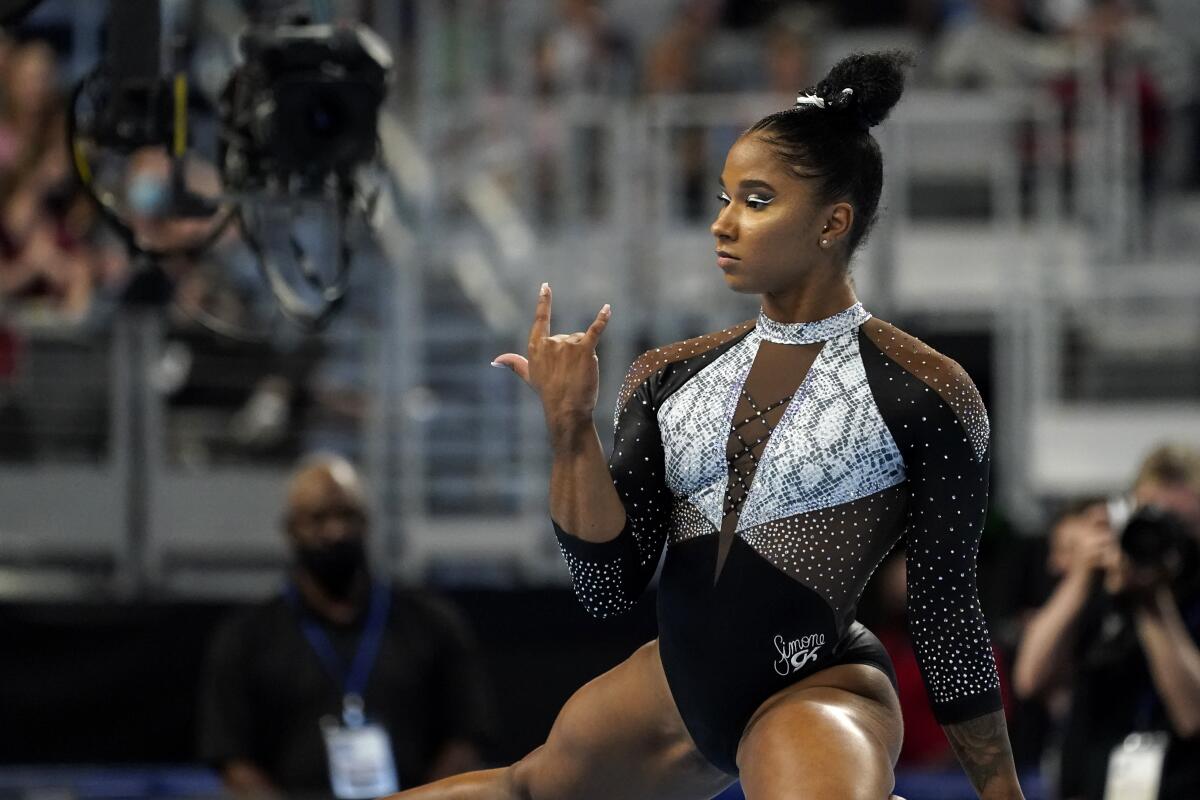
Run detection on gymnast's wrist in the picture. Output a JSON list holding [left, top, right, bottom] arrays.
[[547, 415, 596, 453]]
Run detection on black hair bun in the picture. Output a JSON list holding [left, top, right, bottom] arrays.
[[810, 50, 913, 130]]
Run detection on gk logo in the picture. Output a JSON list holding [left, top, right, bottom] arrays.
[[773, 632, 825, 676]]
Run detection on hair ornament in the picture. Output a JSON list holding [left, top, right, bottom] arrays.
[[794, 86, 855, 111], [794, 91, 825, 108]]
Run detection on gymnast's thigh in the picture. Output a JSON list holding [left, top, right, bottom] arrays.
[[512, 639, 734, 800], [735, 663, 903, 800]]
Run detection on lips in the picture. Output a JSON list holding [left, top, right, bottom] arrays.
[[716, 249, 739, 270]]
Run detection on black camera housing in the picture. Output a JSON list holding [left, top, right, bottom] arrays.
[[220, 24, 391, 193], [1120, 505, 1200, 589]]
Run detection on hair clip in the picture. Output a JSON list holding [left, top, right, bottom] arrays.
[[794, 91, 825, 109], [796, 87, 854, 110]]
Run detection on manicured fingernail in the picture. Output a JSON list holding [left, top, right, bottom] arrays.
[[490, 361, 505, 368], [540, 282, 549, 296], [601, 304, 611, 317]]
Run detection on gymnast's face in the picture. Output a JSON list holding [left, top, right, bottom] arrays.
[[710, 134, 847, 296]]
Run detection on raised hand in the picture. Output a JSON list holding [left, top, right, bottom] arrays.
[[1062, 504, 1118, 578], [492, 282, 612, 440]]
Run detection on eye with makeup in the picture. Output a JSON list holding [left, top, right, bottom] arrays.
[[716, 191, 775, 210], [746, 194, 774, 210]]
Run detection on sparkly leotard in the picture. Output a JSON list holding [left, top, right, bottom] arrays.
[[553, 303, 1003, 774]]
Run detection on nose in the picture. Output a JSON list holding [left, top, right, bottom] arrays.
[[711, 204, 736, 242], [314, 508, 364, 543], [320, 518, 354, 541]]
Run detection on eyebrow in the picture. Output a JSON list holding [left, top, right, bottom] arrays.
[[718, 178, 777, 193]]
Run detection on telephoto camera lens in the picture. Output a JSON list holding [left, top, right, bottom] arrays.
[[1120, 505, 1200, 588]]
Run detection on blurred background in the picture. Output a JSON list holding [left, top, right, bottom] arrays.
[[1, 0, 1199, 798]]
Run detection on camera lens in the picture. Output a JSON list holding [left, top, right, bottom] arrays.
[[306, 92, 344, 138], [1120, 505, 1200, 587], [219, 24, 389, 188]]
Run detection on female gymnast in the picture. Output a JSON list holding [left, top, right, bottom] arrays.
[[391, 51, 1025, 800]]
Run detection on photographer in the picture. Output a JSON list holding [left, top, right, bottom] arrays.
[[1014, 445, 1200, 799]]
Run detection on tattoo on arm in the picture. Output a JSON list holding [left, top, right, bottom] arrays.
[[943, 710, 1018, 798]]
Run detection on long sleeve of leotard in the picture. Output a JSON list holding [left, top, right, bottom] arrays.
[[902, 371, 1003, 724], [553, 361, 673, 618], [859, 320, 1004, 724]]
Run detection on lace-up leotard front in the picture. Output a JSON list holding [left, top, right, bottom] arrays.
[[552, 304, 1004, 775]]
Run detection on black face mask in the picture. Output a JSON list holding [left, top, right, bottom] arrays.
[[296, 538, 367, 597]]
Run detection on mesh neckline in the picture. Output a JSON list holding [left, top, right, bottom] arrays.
[[755, 302, 871, 345]]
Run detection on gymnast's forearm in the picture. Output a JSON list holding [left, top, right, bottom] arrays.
[[548, 417, 627, 543], [943, 710, 1025, 800]]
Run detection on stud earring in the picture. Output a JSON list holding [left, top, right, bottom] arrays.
[[820, 238, 830, 247]]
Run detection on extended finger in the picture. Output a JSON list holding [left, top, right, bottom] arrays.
[[529, 282, 552, 345], [491, 353, 531, 383], [583, 303, 612, 347]]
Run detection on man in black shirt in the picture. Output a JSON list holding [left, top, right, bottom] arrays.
[[199, 456, 495, 797], [1015, 445, 1200, 799]]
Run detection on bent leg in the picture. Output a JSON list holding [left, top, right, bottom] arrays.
[[387, 640, 732, 800], [736, 664, 903, 800]]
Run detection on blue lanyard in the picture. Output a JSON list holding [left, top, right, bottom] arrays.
[[287, 581, 392, 704]]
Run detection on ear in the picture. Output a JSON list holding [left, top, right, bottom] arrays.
[[821, 201, 854, 246]]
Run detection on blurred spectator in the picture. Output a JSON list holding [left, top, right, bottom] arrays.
[[529, 1, 635, 223], [111, 144, 330, 467], [1038, 0, 1192, 102], [1014, 444, 1200, 800], [200, 455, 496, 797], [643, 0, 725, 221], [1077, 0, 1191, 200], [0, 39, 61, 188], [763, 4, 825, 97], [120, 146, 271, 331], [533, 0, 635, 96], [122, 146, 226, 257], [0, 38, 127, 324], [935, 0, 1188, 209], [932, 0, 1076, 89], [1003, 499, 1107, 772], [643, 0, 722, 94]]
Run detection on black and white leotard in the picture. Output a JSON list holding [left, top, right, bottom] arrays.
[[553, 303, 1003, 774]]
